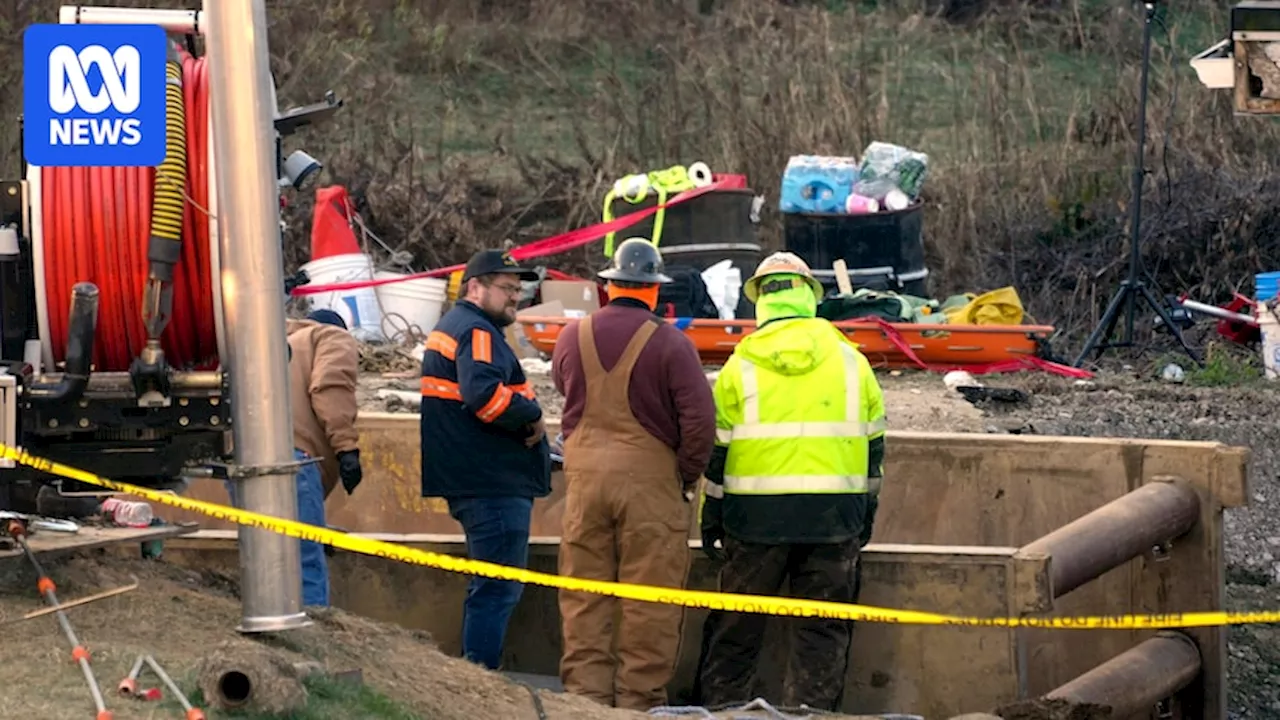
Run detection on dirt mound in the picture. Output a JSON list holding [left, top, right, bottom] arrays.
[[359, 343, 421, 375], [196, 640, 309, 714], [0, 554, 646, 720], [994, 697, 1112, 720]]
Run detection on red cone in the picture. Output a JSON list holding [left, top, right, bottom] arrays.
[[309, 185, 362, 261]]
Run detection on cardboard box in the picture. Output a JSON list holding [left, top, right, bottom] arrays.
[[539, 281, 600, 318]]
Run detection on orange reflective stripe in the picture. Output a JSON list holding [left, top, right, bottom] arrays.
[[510, 382, 535, 400], [425, 331, 457, 360], [471, 328, 493, 364], [421, 377, 462, 401], [476, 385, 514, 423]]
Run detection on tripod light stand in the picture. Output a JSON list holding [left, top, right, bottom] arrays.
[[1072, 1, 1203, 368]]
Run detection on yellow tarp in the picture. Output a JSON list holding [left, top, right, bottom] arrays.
[[941, 286, 1025, 325]]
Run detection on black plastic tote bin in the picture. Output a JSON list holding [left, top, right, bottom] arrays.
[[782, 201, 930, 299], [607, 187, 761, 319]]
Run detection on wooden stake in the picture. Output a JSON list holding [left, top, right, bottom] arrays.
[[4, 575, 140, 624]]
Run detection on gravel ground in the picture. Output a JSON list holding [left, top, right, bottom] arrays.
[[357, 360, 1280, 717]]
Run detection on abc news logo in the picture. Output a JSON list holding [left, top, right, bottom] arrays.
[[48, 44, 144, 147], [23, 24, 167, 167]]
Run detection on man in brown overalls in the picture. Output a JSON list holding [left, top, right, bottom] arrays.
[[551, 238, 717, 710]]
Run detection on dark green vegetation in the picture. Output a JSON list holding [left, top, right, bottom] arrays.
[[2, 0, 1277, 346], [178, 673, 424, 720]]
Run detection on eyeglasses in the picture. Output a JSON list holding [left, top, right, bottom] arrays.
[[488, 282, 523, 295]]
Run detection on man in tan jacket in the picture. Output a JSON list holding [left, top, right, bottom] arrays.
[[225, 308, 361, 608], [288, 309, 363, 500], [287, 309, 362, 607]]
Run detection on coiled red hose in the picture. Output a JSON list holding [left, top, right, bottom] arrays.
[[40, 51, 218, 373]]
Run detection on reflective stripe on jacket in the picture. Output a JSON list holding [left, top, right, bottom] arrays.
[[707, 316, 886, 543]]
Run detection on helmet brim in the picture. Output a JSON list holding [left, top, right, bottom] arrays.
[[598, 268, 673, 284]]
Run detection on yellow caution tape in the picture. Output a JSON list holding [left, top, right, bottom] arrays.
[[4, 443, 1277, 630]]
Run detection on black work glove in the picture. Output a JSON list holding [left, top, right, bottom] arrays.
[[859, 495, 878, 549], [701, 496, 727, 564], [337, 449, 363, 495]]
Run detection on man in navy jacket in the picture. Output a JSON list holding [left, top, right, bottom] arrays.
[[420, 249, 552, 670]]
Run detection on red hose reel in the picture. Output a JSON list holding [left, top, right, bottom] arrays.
[[37, 50, 219, 374]]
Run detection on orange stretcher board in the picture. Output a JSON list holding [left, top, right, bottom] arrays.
[[517, 316, 1056, 368]]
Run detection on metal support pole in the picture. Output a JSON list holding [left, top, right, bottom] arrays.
[[1019, 479, 1200, 600], [204, 0, 308, 633]]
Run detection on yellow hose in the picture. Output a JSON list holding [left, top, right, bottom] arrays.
[[141, 54, 188, 341], [150, 58, 186, 246]]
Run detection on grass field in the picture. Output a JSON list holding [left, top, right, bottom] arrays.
[[3, 0, 1279, 344], [178, 672, 424, 719]]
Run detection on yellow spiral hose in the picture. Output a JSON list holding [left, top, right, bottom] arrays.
[[141, 54, 188, 342], [150, 58, 187, 246]]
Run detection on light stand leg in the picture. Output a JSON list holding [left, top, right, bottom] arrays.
[[1072, 2, 1202, 369], [1140, 282, 1201, 363], [1074, 279, 1131, 367]]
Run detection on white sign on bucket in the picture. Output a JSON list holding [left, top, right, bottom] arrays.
[[299, 252, 384, 342]]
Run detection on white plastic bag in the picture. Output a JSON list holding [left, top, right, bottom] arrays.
[[700, 260, 743, 320]]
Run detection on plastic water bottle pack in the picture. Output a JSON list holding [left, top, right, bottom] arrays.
[[778, 155, 861, 214], [778, 142, 931, 216]]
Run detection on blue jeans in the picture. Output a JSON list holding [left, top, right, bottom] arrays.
[[447, 496, 533, 670], [225, 448, 330, 607]]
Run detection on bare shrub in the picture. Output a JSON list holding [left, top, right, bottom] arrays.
[[3, 0, 1279, 352]]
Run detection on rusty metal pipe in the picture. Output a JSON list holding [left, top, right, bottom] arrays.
[[1019, 479, 1200, 599], [1045, 631, 1201, 716]]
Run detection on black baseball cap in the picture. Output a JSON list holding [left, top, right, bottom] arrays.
[[461, 249, 539, 283]]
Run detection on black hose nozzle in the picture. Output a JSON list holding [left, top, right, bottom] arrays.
[[27, 282, 99, 405]]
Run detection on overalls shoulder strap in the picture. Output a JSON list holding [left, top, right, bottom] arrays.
[[609, 317, 661, 384], [576, 314, 606, 380], [576, 314, 662, 386], [575, 315, 662, 419]]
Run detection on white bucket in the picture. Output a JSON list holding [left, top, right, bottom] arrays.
[[299, 252, 384, 341], [374, 271, 449, 343], [1260, 305, 1280, 380]]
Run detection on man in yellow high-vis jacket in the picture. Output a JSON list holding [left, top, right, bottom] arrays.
[[695, 252, 886, 712]]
